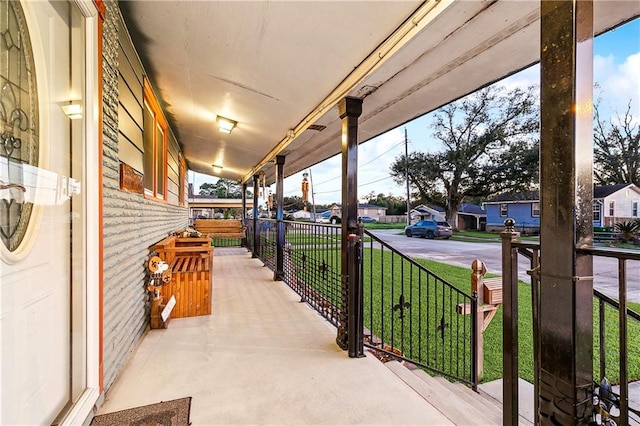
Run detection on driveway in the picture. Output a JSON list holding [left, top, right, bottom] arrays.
[[369, 229, 640, 304]]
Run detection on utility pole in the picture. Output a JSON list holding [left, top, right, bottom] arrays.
[[405, 128, 411, 225], [309, 168, 317, 221]]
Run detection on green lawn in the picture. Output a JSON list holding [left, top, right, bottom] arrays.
[[364, 222, 407, 230], [284, 233, 371, 245], [288, 244, 640, 384], [408, 257, 640, 384], [450, 230, 540, 243]]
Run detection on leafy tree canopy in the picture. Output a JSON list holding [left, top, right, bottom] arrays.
[[390, 85, 540, 226], [361, 192, 407, 216], [199, 178, 250, 198]]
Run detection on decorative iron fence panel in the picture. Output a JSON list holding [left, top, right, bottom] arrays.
[[254, 220, 477, 386], [362, 230, 477, 387], [256, 219, 276, 270], [244, 218, 254, 252], [281, 221, 342, 326]]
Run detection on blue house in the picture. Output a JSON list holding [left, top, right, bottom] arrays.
[[484, 184, 640, 234], [483, 192, 540, 234], [484, 200, 540, 234]]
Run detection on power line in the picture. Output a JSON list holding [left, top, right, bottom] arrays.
[[312, 139, 405, 187], [358, 175, 395, 187]]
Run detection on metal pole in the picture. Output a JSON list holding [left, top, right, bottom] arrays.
[[241, 182, 247, 248], [275, 155, 285, 281], [501, 219, 520, 426], [337, 96, 363, 355], [539, 1, 594, 422], [405, 127, 411, 225], [309, 169, 317, 222], [252, 174, 259, 258]]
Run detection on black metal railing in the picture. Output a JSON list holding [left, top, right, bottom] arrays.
[[361, 229, 478, 388], [579, 246, 640, 425], [211, 236, 244, 247], [250, 219, 477, 387], [256, 218, 277, 270], [280, 220, 342, 326], [244, 218, 254, 252], [505, 238, 640, 424]]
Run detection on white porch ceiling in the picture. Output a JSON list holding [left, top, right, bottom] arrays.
[[119, 1, 639, 185]]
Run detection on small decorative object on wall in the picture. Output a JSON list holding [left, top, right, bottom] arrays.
[[119, 162, 144, 193]]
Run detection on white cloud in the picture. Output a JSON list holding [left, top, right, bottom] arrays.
[[497, 64, 540, 92], [595, 52, 640, 121]]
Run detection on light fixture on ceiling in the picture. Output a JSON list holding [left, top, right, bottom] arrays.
[[61, 103, 83, 119], [212, 164, 223, 174], [216, 115, 237, 134]]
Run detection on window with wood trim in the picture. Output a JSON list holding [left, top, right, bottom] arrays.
[[608, 201, 615, 217], [143, 80, 167, 200], [500, 203, 508, 217]]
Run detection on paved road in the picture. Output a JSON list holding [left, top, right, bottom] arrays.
[[369, 229, 640, 304]]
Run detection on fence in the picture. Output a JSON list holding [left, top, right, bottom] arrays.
[[504, 238, 640, 424], [250, 219, 477, 387]]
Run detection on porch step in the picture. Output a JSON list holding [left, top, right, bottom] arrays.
[[430, 375, 502, 423], [479, 378, 536, 425], [384, 361, 495, 425]]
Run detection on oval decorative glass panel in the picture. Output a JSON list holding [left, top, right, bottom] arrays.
[[0, 0, 39, 252]]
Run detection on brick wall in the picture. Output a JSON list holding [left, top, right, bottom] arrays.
[[101, 0, 188, 392]]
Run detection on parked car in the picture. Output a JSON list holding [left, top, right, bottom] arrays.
[[360, 216, 378, 223], [405, 220, 453, 239]]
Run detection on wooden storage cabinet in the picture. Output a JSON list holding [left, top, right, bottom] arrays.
[[153, 236, 213, 318]]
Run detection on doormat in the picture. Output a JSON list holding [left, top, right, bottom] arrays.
[[91, 397, 191, 426]]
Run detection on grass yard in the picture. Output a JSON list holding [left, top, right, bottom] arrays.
[[287, 243, 640, 384], [364, 222, 407, 230], [404, 257, 640, 384], [451, 230, 540, 243], [284, 232, 371, 245]]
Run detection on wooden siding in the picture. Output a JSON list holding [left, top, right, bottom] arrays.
[[100, 3, 188, 393]]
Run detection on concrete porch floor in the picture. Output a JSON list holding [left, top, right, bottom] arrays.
[[96, 248, 456, 424]]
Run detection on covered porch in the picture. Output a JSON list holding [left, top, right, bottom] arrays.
[[96, 247, 504, 424]]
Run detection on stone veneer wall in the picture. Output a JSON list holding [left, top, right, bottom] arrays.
[[101, 0, 188, 391]]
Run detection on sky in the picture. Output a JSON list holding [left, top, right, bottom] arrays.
[[190, 17, 640, 207]]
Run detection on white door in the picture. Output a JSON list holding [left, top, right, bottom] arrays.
[[1, 1, 87, 423]]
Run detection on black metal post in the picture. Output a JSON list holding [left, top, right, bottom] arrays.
[[539, 1, 594, 423], [274, 155, 285, 281], [618, 259, 628, 425], [336, 96, 363, 355], [252, 174, 260, 258], [241, 182, 247, 218], [241, 182, 247, 248], [501, 219, 520, 426]]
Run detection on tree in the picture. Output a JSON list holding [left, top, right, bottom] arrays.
[[593, 100, 640, 186], [361, 192, 407, 216], [199, 178, 246, 198], [390, 85, 539, 227], [282, 196, 306, 211]]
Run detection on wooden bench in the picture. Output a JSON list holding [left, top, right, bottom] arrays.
[[153, 236, 213, 318], [195, 219, 246, 246]]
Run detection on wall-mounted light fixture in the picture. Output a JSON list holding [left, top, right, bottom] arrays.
[[61, 103, 83, 119], [216, 115, 237, 134], [212, 164, 223, 174]]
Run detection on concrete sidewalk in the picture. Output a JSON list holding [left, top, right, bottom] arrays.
[[96, 248, 453, 425]]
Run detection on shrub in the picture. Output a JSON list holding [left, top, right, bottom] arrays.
[[614, 220, 640, 242]]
